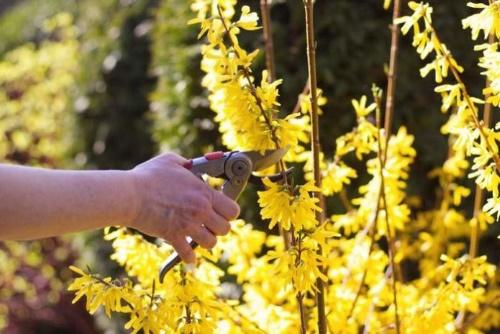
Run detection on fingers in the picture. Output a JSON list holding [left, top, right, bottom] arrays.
[[204, 211, 231, 236], [171, 237, 196, 264], [190, 226, 217, 249], [210, 189, 240, 220]]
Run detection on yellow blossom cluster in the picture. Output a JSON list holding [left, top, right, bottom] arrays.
[[330, 95, 415, 238], [397, 1, 500, 220], [0, 13, 78, 165], [258, 179, 321, 231], [70, 226, 260, 333], [191, 1, 309, 154]]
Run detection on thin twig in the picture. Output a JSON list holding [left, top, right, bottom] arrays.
[[218, 298, 267, 333], [303, 0, 327, 333], [291, 201, 308, 331], [457, 28, 496, 332], [424, 17, 500, 173], [457, 295, 500, 333], [469, 31, 494, 259], [259, 0, 293, 252], [375, 90, 401, 334], [216, 5, 291, 188], [180, 269, 192, 324], [383, 0, 402, 160], [383, 0, 404, 286], [292, 78, 311, 115], [260, 0, 276, 82], [379, 175, 402, 334], [346, 225, 376, 320], [217, 5, 310, 327], [296, 231, 308, 334], [339, 189, 354, 211]]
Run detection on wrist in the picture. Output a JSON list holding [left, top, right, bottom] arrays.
[[120, 170, 142, 229]]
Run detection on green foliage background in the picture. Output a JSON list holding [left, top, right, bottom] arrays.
[[0, 0, 498, 332]]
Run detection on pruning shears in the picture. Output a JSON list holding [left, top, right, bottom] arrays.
[[159, 147, 291, 282]]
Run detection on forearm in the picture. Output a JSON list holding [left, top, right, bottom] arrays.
[[0, 164, 138, 240]]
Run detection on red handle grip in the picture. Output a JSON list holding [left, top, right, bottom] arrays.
[[183, 159, 193, 170]]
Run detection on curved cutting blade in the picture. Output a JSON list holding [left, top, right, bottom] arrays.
[[242, 146, 289, 171]]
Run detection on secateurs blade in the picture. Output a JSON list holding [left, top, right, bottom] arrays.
[[159, 147, 291, 282]]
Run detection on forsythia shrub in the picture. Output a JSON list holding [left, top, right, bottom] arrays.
[[68, 1, 500, 333]]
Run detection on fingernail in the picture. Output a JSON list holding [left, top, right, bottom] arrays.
[[185, 263, 196, 272]]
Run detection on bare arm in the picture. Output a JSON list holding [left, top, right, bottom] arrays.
[[0, 153, 240, 263], [0, 164, 137, 240]]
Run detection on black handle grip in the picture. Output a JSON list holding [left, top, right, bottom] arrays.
[[159, 239, 198, 282]]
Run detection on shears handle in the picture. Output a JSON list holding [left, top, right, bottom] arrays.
[[159, 239, 198, 279]]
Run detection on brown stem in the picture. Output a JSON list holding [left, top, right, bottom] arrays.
[[383, 0, 402, 160], [339, 189, 353, 211], [216, 11, 309, 329], [346, 225, 376, 320], [457, 295, 500, 333], [424, 18, 500, 173], [380, 180, 401, 334], [384, 0, 404, 284], [219, 299, 267, 333], [297, 293, 307, 334], [375, 91, 401, 334], [344, 14, 404, 308], [180, 269, 192, 324], [217, 5, 314, 330], [216, 5, 291, 190], [259, 0, 292, 252], [455, 30, 497, 332], [303, 1, 327, 333], [292, 78, 311, 115], [296, 231, 308, 334], [469, 32, 495, 259], [216, 5, 279, 147], [218, 7, 312, 330], [260, 0, 276, 82]]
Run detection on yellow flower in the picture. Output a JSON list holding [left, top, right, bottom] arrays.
[[435, 84, 462, 112], [351, 95, 376, 118], [105, 228, 171, 287], [483, 196, 500, 220], [395, 1, 433, 36], [219, 220, 266, 283], [236, 6, 260, 31], [463, 2, 500, 40], [299, 88, 327, 115], [321, 162, 357, 196], [450, 184, 471, 206], [266, 237, 328, 295], [277, 113, 310, 155], [258, 178, 294, 230], [67, 266, 134, 316], [478, 43, 500, 106], [256, 70, 282, 110], [258, 179, 321, 231]]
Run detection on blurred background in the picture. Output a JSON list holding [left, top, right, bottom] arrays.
[[0, 0, 498, 333]]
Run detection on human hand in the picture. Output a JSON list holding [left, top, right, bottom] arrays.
[[127, 153, 240, 264]]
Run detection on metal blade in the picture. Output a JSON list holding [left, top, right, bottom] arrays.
[[242, 146, 289, 171]]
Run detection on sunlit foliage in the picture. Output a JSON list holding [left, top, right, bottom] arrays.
[[0, 13, 82, 331]]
